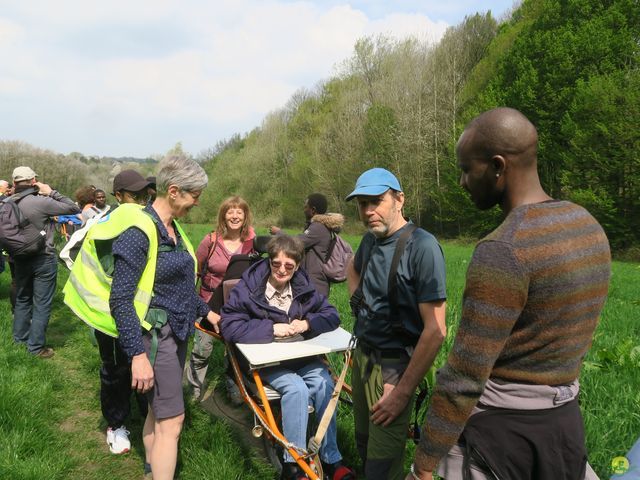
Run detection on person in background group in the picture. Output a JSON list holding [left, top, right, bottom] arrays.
[[11, 166, 80, 358], [345, 168, 447, 480], [0, 180, 8, 275], [270, 193, 343, 297], [146, 176, 157, 202], [93, 189, 110, 215], [221, 235, 355, 480], [186, 195, 256, 402], [0, 179, 9, 200], [0, 179, 16, 307], [410, 108, 610, 480], [75, 185, 98, 225], [109, 155, 218, 480], [83, 171, 153, 455]]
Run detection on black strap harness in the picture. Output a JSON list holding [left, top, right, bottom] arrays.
[[350, 223, 418, 344]]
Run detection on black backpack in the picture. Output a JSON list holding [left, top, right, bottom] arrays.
[[0, 188, 47, 257]]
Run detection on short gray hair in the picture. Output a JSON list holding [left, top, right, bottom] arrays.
[[156, 154, 208, 195], [266, 235, 305, 265]]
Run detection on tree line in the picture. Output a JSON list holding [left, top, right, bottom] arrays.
[[1, 0, 638, 253], [194, 0, 639, 253], [0, 141, 158, 197]]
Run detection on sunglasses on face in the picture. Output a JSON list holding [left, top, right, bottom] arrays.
[[124, 190, 149, 203], [270, 260, 296, 272]]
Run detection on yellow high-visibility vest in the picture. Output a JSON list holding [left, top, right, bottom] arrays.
[[62, 203, 196, 337]]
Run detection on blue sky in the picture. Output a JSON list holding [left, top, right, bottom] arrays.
[[0, 1, 516, 158]]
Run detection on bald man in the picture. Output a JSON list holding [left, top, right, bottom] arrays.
[[409, 108, 610, 480]]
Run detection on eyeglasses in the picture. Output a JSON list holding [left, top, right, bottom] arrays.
[[270, 260, 296, 272], [123, 190, 149, 203], [180, 189, 201, 200]]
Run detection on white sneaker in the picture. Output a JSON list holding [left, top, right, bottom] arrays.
[[106, 426, 131, 454]]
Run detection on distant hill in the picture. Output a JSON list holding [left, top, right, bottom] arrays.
[[0, 141, 158, 196]]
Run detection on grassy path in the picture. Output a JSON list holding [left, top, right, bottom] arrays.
[[0, 266, 273, 479], [1, 229, 639, 478]]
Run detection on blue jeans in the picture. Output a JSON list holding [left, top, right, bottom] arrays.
[[13, 254, 58, 354], [261, 358, 342, 465]]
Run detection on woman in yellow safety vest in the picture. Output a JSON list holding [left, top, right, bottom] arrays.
[[109, 154, 218, 480]]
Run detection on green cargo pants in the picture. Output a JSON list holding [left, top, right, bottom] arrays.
[[352, 346, 413, 480]]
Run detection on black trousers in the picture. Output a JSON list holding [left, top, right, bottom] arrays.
[[9, 259, 16, 312], [95, 330, 148, 428], [461, 399, 587, 480]]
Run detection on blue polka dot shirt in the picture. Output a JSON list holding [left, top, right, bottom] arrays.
[[109, 205, 210, 358]]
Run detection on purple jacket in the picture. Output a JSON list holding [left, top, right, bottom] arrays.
[[220, 258, 340, 344]]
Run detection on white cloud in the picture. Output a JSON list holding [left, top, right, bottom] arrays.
[[0, 17, 24, 43], [0, 1, 509, 157], [366, 13, 448, 44]]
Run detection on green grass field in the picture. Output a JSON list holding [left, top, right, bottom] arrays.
[[1, 225, 638, 479]]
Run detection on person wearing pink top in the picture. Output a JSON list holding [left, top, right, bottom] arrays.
[[186, 196, 255, 400]]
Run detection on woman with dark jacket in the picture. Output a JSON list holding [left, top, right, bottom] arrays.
[[220, 235, 354, 480]]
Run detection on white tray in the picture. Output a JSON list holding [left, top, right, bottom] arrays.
[[235, 327, 353, 369]]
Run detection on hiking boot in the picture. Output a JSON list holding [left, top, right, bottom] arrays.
[[281, 462, 310, 480], [106, 426, 131, 454], [324, 461, 356, 480], [35, 347, 55, 359]]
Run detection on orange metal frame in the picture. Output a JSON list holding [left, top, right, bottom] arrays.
[[195, 323, 350, 480]]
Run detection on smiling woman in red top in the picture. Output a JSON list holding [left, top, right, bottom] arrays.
[[186, 196, 256, 400]]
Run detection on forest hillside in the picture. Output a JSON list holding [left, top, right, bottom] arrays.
[[194, 0, 639, 253], [1, 0, 637, 252]]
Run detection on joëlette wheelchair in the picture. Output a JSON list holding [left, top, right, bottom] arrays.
[[195, 246, 354, 480]]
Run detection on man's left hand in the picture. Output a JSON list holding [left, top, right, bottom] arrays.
[[370, 383, 410, 426], [35, 182, 52, 196]]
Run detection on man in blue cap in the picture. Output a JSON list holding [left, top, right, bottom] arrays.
[[345, 168, 447, 480]]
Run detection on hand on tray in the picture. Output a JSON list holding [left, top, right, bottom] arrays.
[[273, 323, 296, 337], [290, 319, 310, 334]]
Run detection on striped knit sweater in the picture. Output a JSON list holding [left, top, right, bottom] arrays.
[[415, 200, 611, 471]]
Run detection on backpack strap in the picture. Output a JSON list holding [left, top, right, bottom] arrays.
[[199, 232, 218, 287], [146, 308, 169, 365], [310, 225, 337, 264], [388, 223, 417, 336], [2, 187, 47, 241], [349, 235, 373, 327], [6, 187, 38, 204], [350, 223, 418, 343], [140, 211, 185, 365], [324, 229, 337, 262], [2, 187, 38, 223], [144, 211, 187, 253]]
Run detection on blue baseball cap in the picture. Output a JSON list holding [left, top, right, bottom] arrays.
[[345, 168, 403, 201]]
